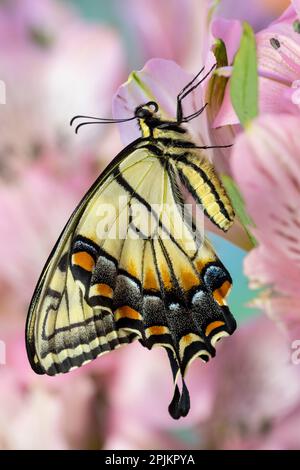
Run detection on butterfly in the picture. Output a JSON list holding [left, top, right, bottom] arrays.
[[26, 65, 236, 419]]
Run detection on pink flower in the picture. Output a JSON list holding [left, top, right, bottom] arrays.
[[0, 0, 75, 50], [124, 0, 290, 69], [0, 362, 108, 449], [113, 58, 204, 145], [196, 315, 300, 450], [0, 0, 127, 298], [0, 306, 120, 449], [217, 0, 291, 31], [231, 113, 300, 338], [0, 164, 94, 304], [0, 0, 126, 178], [213, 1, 300, 128], [124, 0, 211, 69]]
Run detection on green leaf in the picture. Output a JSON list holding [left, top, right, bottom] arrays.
[[293, 19, 300, 34], [221, 174, 257, 248], [230, 22, 258, 128], [212, 38, 228, 68]]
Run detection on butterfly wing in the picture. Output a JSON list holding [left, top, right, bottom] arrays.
[[134, 154, 236, 418], [26, 142, 236, 419], [26, 139, 150, 374]]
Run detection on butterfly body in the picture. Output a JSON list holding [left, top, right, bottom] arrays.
[[26, 80, 236, 419]]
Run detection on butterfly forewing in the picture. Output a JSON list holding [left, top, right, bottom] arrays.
[[26, 142, 149, 374]]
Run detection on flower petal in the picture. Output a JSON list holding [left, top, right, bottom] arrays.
[[123, 0, 210, 69], [231, 114, 300, 296], [211, 18, 243, 64], [293, 0, 300, 18], [113, 58, 205, 146], [213, 83, 240, 127]]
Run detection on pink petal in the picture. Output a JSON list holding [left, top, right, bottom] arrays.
[[0, 0, 126, 177], [217, 0, 287, 31], [0, 163, 94, 303], [213, 83, 240, 127], [211, 18, 243, 64], [44, 24, 126, 153], [293, 0, 300, 17], [256, 295, 300, 342], [198, 315, 300, 449], [259, 402, 300, 450], [231, 114, 300, 296], [257, 29, 300, 83], [113, 58, 205, 146], [214, 8, 300, 128], [269, 3, 298, 26], [245, 246, 300, 295], [122, 0, 210, 69]]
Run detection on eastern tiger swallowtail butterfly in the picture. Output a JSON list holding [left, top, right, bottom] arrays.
[[26, 65, 236, 419]]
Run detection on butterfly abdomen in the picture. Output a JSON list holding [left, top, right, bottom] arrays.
[[175, 152, 234, 231], [136, 118, 235, 232]]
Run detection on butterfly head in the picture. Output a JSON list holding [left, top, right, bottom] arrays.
[[134, 101, 162, 138], [134, 101, 185, 139], [135, 101, 159, 119]]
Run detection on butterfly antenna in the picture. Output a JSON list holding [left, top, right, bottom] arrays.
[[70, 114, 136, 134]]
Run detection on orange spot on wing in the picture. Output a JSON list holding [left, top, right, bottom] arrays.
[[127, 259, 138, 278], [72, 251, 95, 272], [179, 333, 201, 359], [144, 268, 159, 290], [146, 326, 169, 338], [115, 306, 142, 321], [96, 283, 113, 298], [195, 257, 215, 273], [205, 321, 225, 336], [220, 280, 231, 297], [180, 270, 199, 291], [181, 333, 194, 346], [213, 280, 232, 305], [161, 266, 172, 290]]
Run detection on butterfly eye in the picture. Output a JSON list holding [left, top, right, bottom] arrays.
[[146, 101, 159, 112], [135, 101, 158, 118], [135, 106, 149, 118]]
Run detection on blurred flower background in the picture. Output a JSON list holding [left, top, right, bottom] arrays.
[[0, 0, 299, 450]]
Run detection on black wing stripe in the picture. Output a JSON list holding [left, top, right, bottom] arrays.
[[115, 170, 195, 260], [175, 154, 232, 221]]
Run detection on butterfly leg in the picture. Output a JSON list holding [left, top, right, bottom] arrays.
[[176, 63, 216, 123]]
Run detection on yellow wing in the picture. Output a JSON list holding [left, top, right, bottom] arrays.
[[26, 141, 236, 419]]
